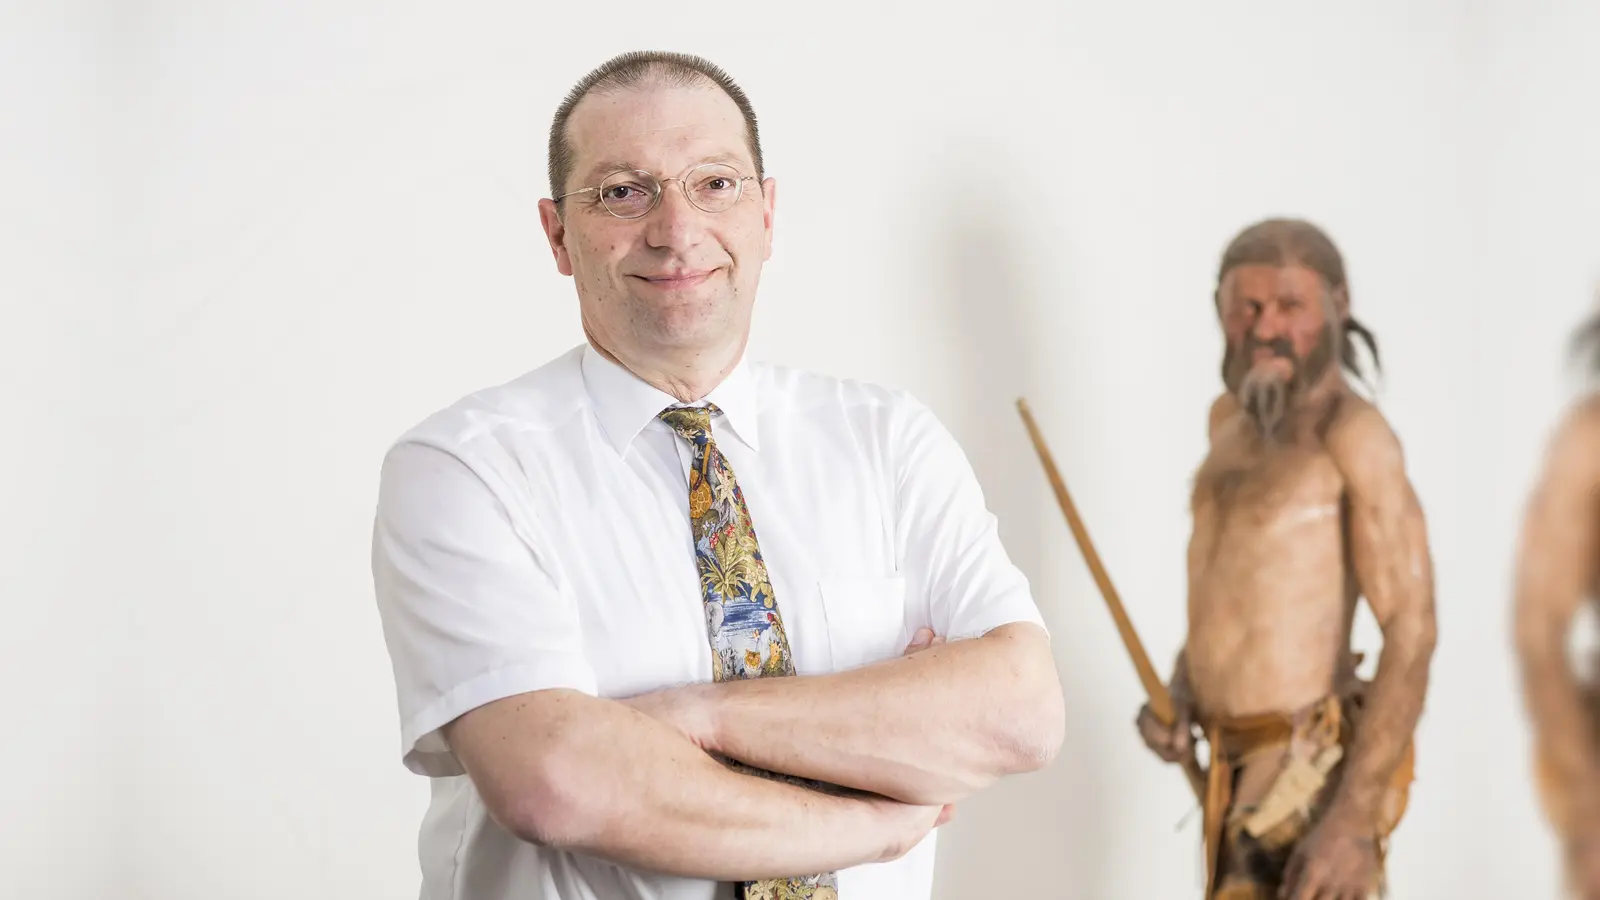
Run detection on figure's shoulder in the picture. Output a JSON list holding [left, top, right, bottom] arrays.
[[387, 345, 589, 461], [1539, 392, 1600, 486], [1556, 392, 1600, 443], [1321, 393, 1407, 484], [1206, 392, 1241, 442]]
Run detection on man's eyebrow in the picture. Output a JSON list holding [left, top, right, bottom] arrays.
[[574, 160, 637, 186], [698, 152, 747, 168], [577, 153, 751, 185]]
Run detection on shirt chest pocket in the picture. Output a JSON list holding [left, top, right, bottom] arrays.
[[818, 575, 908, 671]]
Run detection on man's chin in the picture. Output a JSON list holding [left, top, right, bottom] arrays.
[[635, 311, 740, 352]]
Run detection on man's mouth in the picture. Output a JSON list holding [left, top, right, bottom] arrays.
[[631, 269, 716, 289]]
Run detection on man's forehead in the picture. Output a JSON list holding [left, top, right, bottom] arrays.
[[1223, 263, 1327, 298], [566, 83, 752, 181]]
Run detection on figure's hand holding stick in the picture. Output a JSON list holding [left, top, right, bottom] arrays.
[[1016, 398, 1207, 801]]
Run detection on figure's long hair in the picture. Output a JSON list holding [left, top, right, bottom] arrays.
[[1215, 218, 1382, 392], [1570, 301, 1600, 377]]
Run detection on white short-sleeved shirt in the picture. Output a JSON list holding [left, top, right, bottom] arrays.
[[371, 343, 1046, 900]]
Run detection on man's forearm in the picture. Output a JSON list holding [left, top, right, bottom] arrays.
[[447, 689, 928, 881], [1329, 621, 1433, 822], [680, 623, 1064, 806]]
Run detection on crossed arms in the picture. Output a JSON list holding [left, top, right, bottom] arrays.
[[446, 622, 1062, 881]]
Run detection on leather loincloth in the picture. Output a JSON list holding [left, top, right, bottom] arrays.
[[1200, 684, 1415, 900]]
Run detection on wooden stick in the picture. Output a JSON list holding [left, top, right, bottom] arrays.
[[1016, 397, 1207, 801]]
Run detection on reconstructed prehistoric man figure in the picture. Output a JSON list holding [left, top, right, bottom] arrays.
[[1136, 218, 1436, 900]]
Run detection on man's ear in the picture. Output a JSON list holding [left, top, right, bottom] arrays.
[[760, 176, 777, 261], [1331, 284, 1350, 319], [538, 198, 573, 276]]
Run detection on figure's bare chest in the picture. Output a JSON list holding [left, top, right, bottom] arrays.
[[1183, 431, 1356, 712], [1191, 433, 1346, 536]]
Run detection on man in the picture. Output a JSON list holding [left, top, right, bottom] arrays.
[[369, 50, 1065, 900], [1515, 306, 1600, 899], [1135, 219, 1437, 900]]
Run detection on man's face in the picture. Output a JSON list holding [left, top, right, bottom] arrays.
[[539, 82, 776, 369], [1218, 263, 1341, 436]]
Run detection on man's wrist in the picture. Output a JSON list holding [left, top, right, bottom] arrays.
[[681, 681, 724, 752], [1322, 787, 1378, 830]]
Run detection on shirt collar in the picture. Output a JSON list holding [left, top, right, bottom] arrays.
[[581, 342, 761, 456]]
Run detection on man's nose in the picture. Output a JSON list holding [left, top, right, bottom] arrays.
[[641, 181, 705, 251], [1250, 305, 1287, 342]]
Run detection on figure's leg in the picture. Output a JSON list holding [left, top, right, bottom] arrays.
[[1212, 823, 1286, 900]]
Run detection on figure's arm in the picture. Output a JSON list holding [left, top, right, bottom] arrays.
[[1324, 404, 1438, 825], [372, 441, 939, 880], [631, 396, 1065, 806], [1167, 647, 1194, 710], [1515, 400, 1600, 820]]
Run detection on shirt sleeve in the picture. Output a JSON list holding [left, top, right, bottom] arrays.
[[892, 395, 1048, 643], [371, 439, 598, 777]]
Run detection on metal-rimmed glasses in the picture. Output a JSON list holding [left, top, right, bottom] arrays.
[[554, 162, 756, 219]]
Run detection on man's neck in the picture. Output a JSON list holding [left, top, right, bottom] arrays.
[[1286, 370, 1351, 444], [586, 332, 745, 404]]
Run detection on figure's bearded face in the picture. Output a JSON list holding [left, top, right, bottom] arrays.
[[1218, 264, 1341, 439]]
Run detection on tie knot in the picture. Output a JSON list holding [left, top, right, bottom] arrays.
[[658, 404, 719, 441]]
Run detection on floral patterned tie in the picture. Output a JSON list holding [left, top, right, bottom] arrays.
[[658, 405, 840, 900]]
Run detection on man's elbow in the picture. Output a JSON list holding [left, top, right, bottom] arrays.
[[485, 746, 607, 850], [998, 656, 1067, 774], [1409, 614, 1439, 664], [1016, 689, 1067, 772], [1382, 603, 1437, 668]]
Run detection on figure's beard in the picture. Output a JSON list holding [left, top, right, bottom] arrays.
[[1222, 325, 1337, 441]]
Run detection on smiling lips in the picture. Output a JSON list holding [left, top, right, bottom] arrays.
[[632, 269, 717, 289]]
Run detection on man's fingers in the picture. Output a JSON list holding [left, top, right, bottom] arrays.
[[904, 627, 934, 654], [1291, 868, 1327, 900], [1278, 854, 1306, 899], [928, 636, 945, 648]]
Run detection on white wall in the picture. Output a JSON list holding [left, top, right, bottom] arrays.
[[15, 1, 1593, 897], [1, 3, 124, 899]]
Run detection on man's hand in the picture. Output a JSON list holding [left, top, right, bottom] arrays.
[[618, 683, 717, 749], [901, 628, 957, 827], [1135, 701, 1195, 764], [1279, 808, 1380, 900], [904, 627, 945, 655], [620, 653, 960, 835]]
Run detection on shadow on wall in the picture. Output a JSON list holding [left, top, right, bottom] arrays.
[[917, 155, 1114, 898]]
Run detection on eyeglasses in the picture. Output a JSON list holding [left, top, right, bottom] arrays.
[[554, 162, 756, 219]]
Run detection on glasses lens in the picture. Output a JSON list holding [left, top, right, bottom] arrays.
[[598, 171, 660, 218], [685, 164, 743, 212]]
